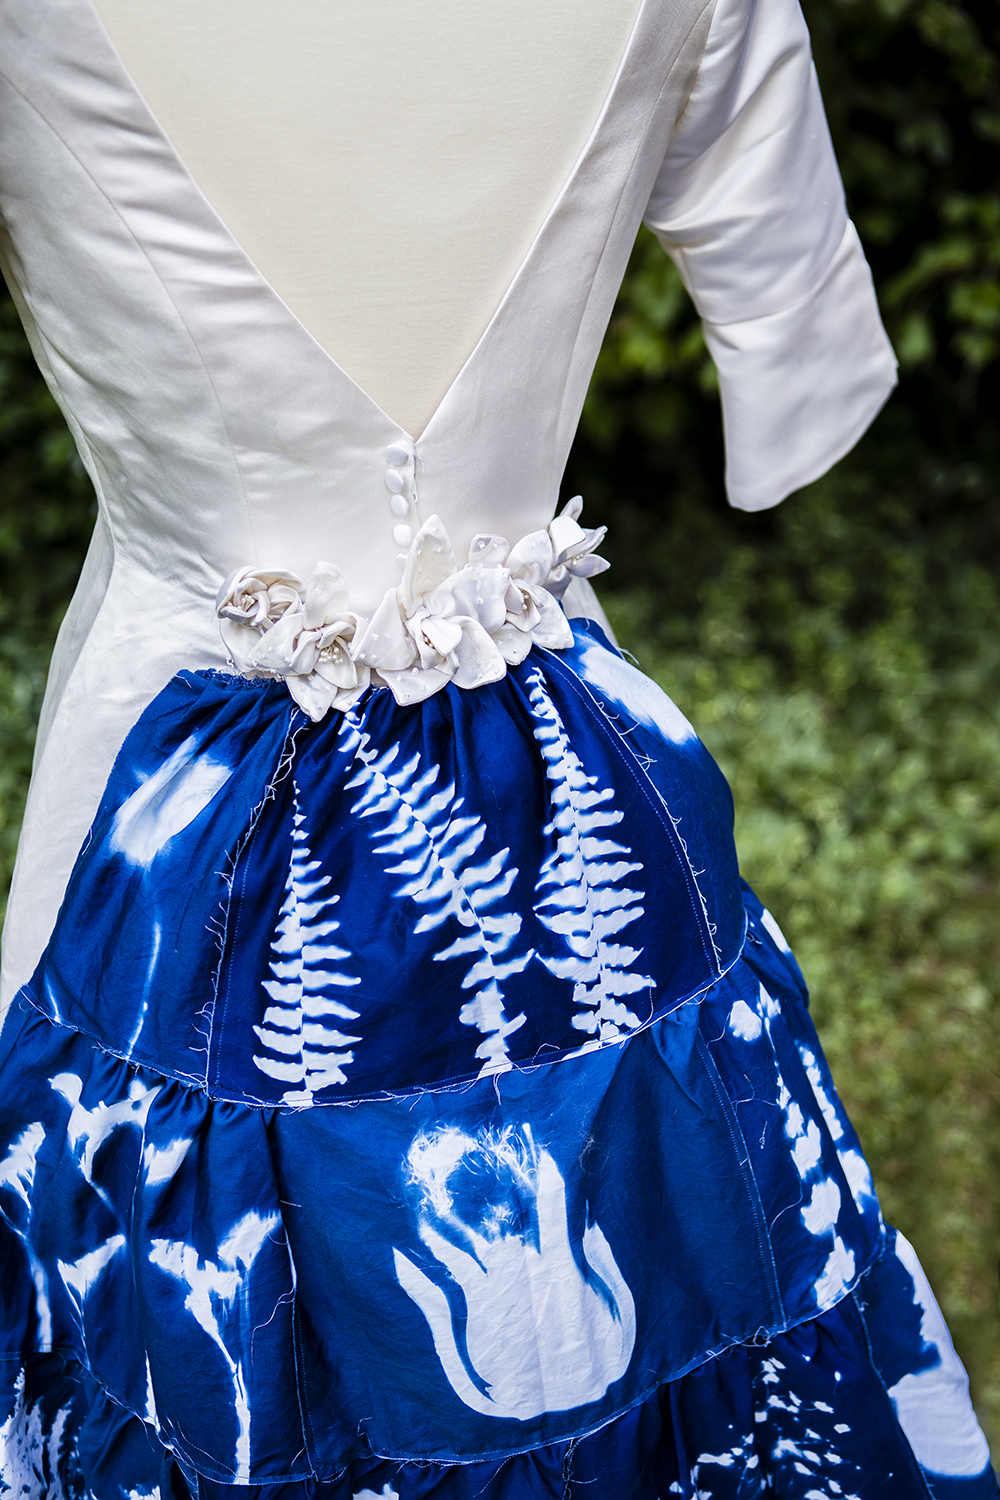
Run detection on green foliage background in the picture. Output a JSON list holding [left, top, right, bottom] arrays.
[[1, 0, 998, 1459]]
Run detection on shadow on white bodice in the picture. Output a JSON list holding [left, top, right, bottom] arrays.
[[91, 0, 642, 435]]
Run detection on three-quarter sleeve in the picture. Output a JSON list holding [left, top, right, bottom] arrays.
[[644, 0, 897, 511]]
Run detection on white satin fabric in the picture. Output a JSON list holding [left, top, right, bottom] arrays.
[[0, 0, 895, 1004]]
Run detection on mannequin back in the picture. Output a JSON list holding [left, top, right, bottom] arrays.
[[92, 0, 643, 434]]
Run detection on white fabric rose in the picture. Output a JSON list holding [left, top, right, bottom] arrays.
[[216, 563, 370, 721], [354, 518, 510, 706], [217, 497, 609, 717], [543, 494, 610, 602]]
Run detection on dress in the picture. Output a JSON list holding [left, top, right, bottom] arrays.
[[0, 0, 996, 1497]]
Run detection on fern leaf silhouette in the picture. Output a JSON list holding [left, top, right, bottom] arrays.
[[527, 669, 654, 1047], [252, 785, 361, 1104], [344, 732, 531, 1076]]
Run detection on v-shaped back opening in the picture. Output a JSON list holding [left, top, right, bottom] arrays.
[[88, 0, 647, 437]]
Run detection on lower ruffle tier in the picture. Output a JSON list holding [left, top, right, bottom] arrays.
[[3, 1230, 996, 1500], [1, 935, 996, 1498], [0, 910, 888, 1480], [0, 627, 995, 1495]]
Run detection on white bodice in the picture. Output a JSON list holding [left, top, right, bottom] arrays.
[[0, 0, 896, 1004]]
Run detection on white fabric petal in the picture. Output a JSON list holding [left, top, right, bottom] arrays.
[[245, 606, 306, 674], [381, 662, 456, 707], [285, 671, 339, 723], [287, 629, 323, 677], [303, 562, 351, 629], [548, 513, 605, 565], [215, 507, 601, 719], [400, 516, 458, 614], [504, 581, 544, 632], [530, 598, 574, 651], [419, 612, 465, 659], [450, 619, 508, 690], [467, 533, 510, 568], [354, 589, 418, 673], [218, 615, 260, 672], [313, 649, 366, 693], [425, 566, 510, 636], [495, 623, 535, 665], [506, 530, 554, 587]]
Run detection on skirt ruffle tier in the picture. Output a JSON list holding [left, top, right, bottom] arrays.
[[1, 623, 994, 1498]]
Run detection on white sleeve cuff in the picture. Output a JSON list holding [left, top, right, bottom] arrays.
[[703, 221, 898, 511]]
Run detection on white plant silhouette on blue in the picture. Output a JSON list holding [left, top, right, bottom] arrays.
[[0, 1123, 52, 1346], [0, 1366, 77, 1500], [0, 1080, 164, 1353], [394, 1124, 635, 1420], [733, 982, 862, 1310], [343, 723, 531, 1076], [252, 787, 362, 1104], [149, 1211, 279, 1481], [50, 1072, 161, 1206], [58, 1236, 127, 1315], [526, 671, 653, 1047]]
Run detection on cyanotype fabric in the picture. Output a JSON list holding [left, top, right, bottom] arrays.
[[1, 625, 995, 1498], [0, 0, 992, 1488]]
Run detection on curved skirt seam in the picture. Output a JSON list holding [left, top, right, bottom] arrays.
[[12, 920, 752, 1108], [0, 1244, 891, 1483]]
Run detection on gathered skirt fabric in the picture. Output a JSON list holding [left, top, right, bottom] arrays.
[[0, 622, 994, 1498]]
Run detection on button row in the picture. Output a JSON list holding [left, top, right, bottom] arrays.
[[384, 441, 415, 564]]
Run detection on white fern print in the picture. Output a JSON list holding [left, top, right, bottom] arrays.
[[342, 725, 531, 1077], [0, 1368, 76, 1500], [252, 787, 361, 1104], [527, 669, 654, 1048]]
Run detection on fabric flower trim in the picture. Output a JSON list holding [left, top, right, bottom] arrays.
[[216, 496, 608, 720], [217, 562, 371, 720]]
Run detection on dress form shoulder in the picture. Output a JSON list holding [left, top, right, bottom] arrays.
[[91, 0, 644, 436]]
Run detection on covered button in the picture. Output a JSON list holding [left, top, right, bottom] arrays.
[[386, 442, 411, 466], [385, 468, 405, 493], [393, 523, 412, 547], [390, 494, 409, 517]]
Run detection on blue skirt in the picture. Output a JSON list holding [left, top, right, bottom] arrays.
[[0, 622, 994, 1498]]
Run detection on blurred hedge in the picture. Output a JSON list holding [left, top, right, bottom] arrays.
[[0, 0, 998, 1459], [0, 300, 95, 890]]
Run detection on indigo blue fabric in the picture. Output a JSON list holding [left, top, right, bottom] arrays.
[[29, 626, 745, 1099], [2, 1241, 996, 1499], [0, 624, 994, 1496]]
